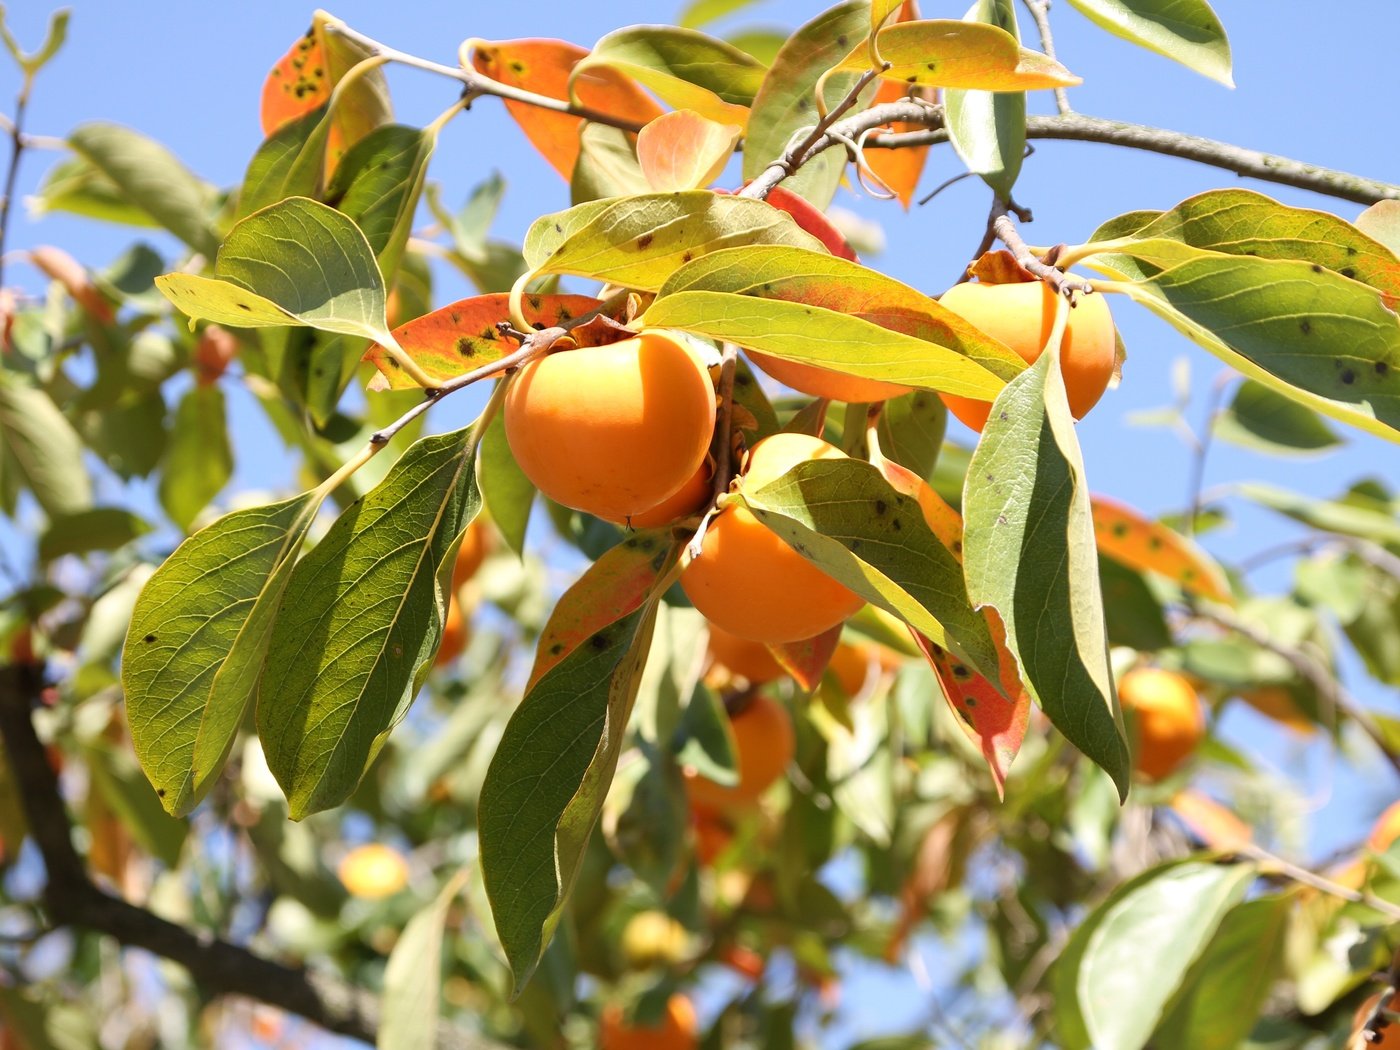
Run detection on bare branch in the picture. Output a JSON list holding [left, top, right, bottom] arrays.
[[0, 666, 515, 1050], [1021, 0, 1072, 115]]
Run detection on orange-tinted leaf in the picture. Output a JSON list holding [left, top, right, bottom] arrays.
[[840, 20, 1080, 90], [527, 531, 679, 689], [863, 4, 932, 212], [260, 26, 330, 136], [364, 293, 626, 390], [469, 38, 663, 180], [967, 248, 1037, 285], [1169, 789, 1252, 852], [770, 624, 842, 691], [27, 245, 114, 324], [871, 442, 1029, 794], [637, 110, 741, 192], [1091, 495, 1232, 604]]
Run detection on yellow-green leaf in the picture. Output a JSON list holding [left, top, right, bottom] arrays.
[[838, 20, 1080, 90]]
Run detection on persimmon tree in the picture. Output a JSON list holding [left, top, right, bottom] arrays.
[[1, 2, 1400, 1048]]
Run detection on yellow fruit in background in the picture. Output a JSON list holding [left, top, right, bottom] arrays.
[[619, 910, 689, 969], [681, 433, 864, 643], [686, 693, 795, 810], [504, 331, 716, 520], [600, 994, 698, 1050], [937, 280, 1116, 433], [1117, 667, 1206, 782], [337, 843, 408, 900]]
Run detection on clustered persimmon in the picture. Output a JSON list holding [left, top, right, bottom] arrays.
[[686, 691, 795, 811], [600, 993, 698, 1050], [1117, 667, 1206, 781]]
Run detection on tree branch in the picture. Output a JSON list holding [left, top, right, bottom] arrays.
[[1020, 0, 1071, 116], [0, 665, 514, 1050], [872, 112, 1400, 206]]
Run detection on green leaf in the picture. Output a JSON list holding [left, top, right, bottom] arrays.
[[85, 740, 189, 866], [328, 122, 437, 282], [29, 154, 161, 228], [1063, 0, 1233, 86], [962, 351, 1130, 795], [571, 123, 650, 205], [258, 428, 481, 819], [740, 457, 1000, 682], [237, 104, 328, 220], [1106, 255, 1400, 444], [38, 507, 150, 564], [1087, 189, 1400, 305], [478, 406, 534, 558], [0, 371, 93, 516], [1216, 379, 1343, 456], [157, 197, 393, 347], [1154, 895, 1291, 1050], [1055, 861, 1256, 1050], [159, 385, 234, 531], [944, 0, 1027, 198], [0, 5, 68, 77], [644, 246, 1022, 399], [741, 1, 874, 209], [875, 391, 948, 482], [479, 531, 682, 992], [676, 684, 739, 784], [69, 123, 219, 258], [123, 491, 324, 816], [527, 190, 824, 291], [1098, 556, 1172, 651], [378, 870, 469, 1050], [573, 26, 765, 125], [679, 0, 761, 29]]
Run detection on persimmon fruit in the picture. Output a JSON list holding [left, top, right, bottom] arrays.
[[1117, 667, 1205, 781], [504, 330, 715, 520], [600, 994, 698, 1050], [937, 279, 1116, 433], [337, 843, 409, 899], [435, 598, 468, 667], [686, 693, 795, 810], [608, 458, 713, 529], [706, 624, 784, 684], [746, 349, 913, 405], [451, 520, 492, 593], [681, 433, 864, 643], [619, 910, 689, 969]]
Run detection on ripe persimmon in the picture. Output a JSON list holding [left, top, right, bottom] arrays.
[[619, 910, 689, 969], [504, 330, 715, 520], [747, 350, 914, 405], [706, 624, 784, 684], [600, 994, 698, 1050], [681, 433, 864, 643], [1117, 667, 1205, 781], [691, 804, 733, 865], [686, 693, 795, 810], [336, 843, 409, 899], [608, 458, 713, 530], [436, 598, 468, 667], [451, 520, 492, 594], [937, 279, 1116, 433]]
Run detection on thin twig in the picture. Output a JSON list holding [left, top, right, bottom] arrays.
[[991, 207, 1093, 297], [323, 20, 649, 134], [0, 89, 28, 289], [1235, 841, 1400, 922], [1184, 372, 1236, 539], [1238, 535, 1400, 580], [0, 667, 511, 1049], [739, 68, 891, 201], [687, 346, 738, 560], [1191, 604, 1400, 779], [1021, 0, 1072, 115]]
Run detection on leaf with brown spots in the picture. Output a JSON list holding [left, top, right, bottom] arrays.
[[469, 38, 663, 180], [1091, 495, 1232, 603], [770, 624, 842, 691], [871, 442, 1028, 795], [364, 293, 627, 390], [836, 19, 1080, 90]]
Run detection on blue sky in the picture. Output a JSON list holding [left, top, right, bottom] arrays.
[[2, 1, 1399, 1043]]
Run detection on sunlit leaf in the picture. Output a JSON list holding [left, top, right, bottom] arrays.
[[258, 428, 481, 819], [1356, 200, 1400, 257], [1090, 495, 1231, 602], [573, 26, 766, 126], [645, 245, 1022, 398], [158, 385, 233, 532], [1063, 0, 1232, 87], [470, 38, 663, 179], [1168, 790, 1252, 852], [838, 20, 1081, 90], [571, 122, 649, 204], [327, 122, 437, 281], [0, 372, 92, 516], [526, 190, 824, 291], [963, 351, 1130, 796], [0, 5, 68, 78], [945, 0, 1027, 199], [480, 531, 682, 990], [637, 110, 741, 192], [1054, 861, 1256, 1050], [741, 1, 875, 209], [771, 625, 842, 692], [1216, 379, 1344, 456], [378, 870, 469, 1050], [123, 491, 323, 816]]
